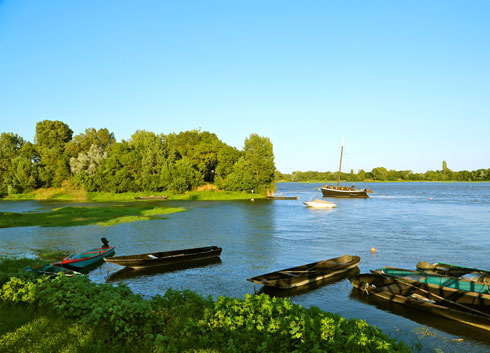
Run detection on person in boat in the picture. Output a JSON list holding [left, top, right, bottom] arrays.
[[101, 237, 110, 248]]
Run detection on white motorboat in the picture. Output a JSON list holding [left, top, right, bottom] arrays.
[[303, 199, 337, 208]]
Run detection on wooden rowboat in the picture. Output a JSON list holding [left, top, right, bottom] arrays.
[[416, 261, 490, 279], [351, 273, 490, 332], [247, 254, 360, 289], [373, 266, 490, 309], [53, 238, 115, 271], [104, 245, 222, 269]]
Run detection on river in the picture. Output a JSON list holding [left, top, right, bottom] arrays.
[[1, 182, 489, 352]]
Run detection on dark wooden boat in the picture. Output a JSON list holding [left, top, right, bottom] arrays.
[[134, 195, 168, 200], [321, 138, 371, 198], [53, 238, 115, 271], [266, 195, 298, 200], [351, 273, 490, 332], [247, 254, 360, 289], [104, 245, 222, 269], [373, 266, 490, 309], [321, 185, 370, 198], [258, 267, 360, 297], [416, 261, 490, 279]]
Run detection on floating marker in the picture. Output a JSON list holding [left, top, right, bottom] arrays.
[[429, 197, 433, 200], [371, 247, 376, 253]]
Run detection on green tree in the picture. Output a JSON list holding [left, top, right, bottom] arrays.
[[160, 157, 202, 193], [129, 130, 167, 191], [35, 120, 73, 187], [371, 167, 388, 181], [224, 134, 275, 193], [0, 133, 26, 194], [65, 128, 115, 157]]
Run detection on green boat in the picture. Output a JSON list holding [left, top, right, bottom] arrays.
[[373, 266, 490, 309], [351, 273, 490, 332], [416, 261, 490, 280]]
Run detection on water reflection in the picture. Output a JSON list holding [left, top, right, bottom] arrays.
[[106, 257, 222, 282]]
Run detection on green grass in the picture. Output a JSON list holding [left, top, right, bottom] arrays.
[[0, 206, 185, 228], [0, 303, 136, 353], [4, 190, 262, 202], [169, 190, 263, 200]]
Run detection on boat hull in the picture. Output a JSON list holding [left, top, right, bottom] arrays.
[[303, 200, 337, 208], [54, 247, 115, 270], [247, 254, 360, 289], [104, 246, 222, 269], [374, 267, 490, 308], [321, 186, 369, 198], [351, 273, 490, 332]]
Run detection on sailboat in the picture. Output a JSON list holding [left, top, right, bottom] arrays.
[[320, 138, 371, 198]]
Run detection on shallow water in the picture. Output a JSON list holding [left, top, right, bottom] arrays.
[[1, 182, 490, 352]]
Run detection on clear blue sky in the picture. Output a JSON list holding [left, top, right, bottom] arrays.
[[1, 1, 489, 173]]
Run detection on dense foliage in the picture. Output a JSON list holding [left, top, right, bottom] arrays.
[[0, 260, 411, 353], [277, 161, 490, 183], [0, 121, 276, 196]]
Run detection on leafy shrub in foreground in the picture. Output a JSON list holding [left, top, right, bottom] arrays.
[[0, 269, 410, 352], [154, 293, 409, 353]]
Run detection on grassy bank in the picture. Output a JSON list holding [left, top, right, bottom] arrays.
[[2, 189, 263, 202], [0, 258, 410, 353], [0, 205, 185, 228]]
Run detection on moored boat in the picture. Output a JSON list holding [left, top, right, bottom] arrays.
[[373, 266, 490, 308], [321, 138, 371, 198], [247, 254, 360, 289], [53, 238, 115, 271], [303, 199, 337, 208], [321, 185, 370, 198], [416, 261, 490, 279], [104, 245, 222, 269], [351, 273, 490, 332]]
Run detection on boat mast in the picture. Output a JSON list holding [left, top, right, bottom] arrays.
[[337, 137, 344, 186]]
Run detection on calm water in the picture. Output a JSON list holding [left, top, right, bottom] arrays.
[[1, 182, 490, 352]]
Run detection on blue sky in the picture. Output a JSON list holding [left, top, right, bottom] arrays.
[[1, 1, 489, 173]]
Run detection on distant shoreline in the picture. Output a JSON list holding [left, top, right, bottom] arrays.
[[276, 180, 487, 184]]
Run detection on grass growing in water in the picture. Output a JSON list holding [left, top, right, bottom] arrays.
[[0, 206, 185, 228]]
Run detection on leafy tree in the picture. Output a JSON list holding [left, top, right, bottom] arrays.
[[371, 167, 388, 181], [223, 134, 275, 193], [34, 120, 73, 187], [160, 157, 202, 193], [165, 130, 222, 183], [65, 128, 115, 157], [129, 130, 167, 191], [0, 133, 26, 194]]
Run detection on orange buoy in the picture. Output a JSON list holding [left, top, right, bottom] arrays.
[[371, 247, 376, 253]]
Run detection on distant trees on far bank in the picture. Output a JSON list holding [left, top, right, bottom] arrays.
[[276, 164, 490, 182], [0, 121, 276, 196]]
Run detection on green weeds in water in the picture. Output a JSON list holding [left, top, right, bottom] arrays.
[[0, 206, 185, 228]]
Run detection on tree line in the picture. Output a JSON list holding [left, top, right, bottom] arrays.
[[276, 162, 490, 183], [0, 120, 275, 196]]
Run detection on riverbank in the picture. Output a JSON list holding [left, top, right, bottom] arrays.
[[0, 205, 186, 228], [0, 258, 411, 353], [1, 189, 263, 202]]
